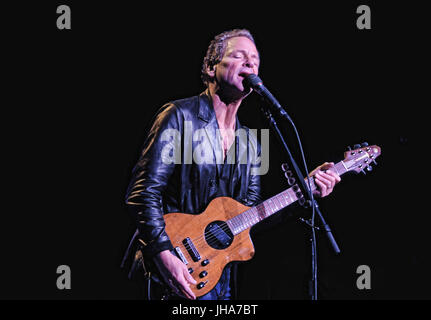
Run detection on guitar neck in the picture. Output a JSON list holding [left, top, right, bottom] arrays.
[[226, 161, 348, 235]]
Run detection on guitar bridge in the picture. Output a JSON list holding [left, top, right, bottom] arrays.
[[182, 237, 201, 262]]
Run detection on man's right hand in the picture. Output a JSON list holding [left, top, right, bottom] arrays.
[[154, 250, 197, 300]]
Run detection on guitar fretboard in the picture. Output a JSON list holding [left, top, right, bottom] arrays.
[[226, 161, 347, 235]]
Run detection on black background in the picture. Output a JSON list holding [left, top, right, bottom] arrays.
[[1, 1, 426, 300]]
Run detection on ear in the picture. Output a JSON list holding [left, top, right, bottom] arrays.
[[206, 64, 216, 78]]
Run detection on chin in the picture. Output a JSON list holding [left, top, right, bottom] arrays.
[[218, 80, 251, 100], [237, 82, 252, 95], [234, 80, 248, 94]]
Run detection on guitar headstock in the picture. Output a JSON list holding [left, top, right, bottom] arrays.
[[343, 143, 381, 174]]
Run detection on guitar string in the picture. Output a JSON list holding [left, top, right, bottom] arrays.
[[181, 213, 245, 251], [197, 168, 342, 249], [183, 211, 267, 255], [181, 207, 256, 251], [177, 163, 347, 258], [185, 203, 269, 248], [187, 192, 292, 248], [184, 165, 356, 276], [197, 171, 337, 248], [180, 195, 298, 264], [181, 192, 293, 251]]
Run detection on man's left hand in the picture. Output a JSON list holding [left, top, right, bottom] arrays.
[[310, 162, 341, 198]]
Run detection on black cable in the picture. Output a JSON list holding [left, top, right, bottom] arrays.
[[147, 273, 152, 300]]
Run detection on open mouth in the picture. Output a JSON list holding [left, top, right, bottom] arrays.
[[238, 71, 254, 79]]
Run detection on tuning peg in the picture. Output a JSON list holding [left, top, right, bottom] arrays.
[[361, 142, 369, 147], [347, 146, 352, 151], [353, 144, 361, 149], [366, 165, 373, 172], [361, 169, 366, 175]]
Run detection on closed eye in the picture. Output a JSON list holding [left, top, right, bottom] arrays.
[[230, 50, 260, 67], [232, 52, 245, 59]]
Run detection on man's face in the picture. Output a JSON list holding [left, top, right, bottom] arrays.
[[214, 36, 260, 94]]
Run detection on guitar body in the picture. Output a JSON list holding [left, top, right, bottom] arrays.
[[164, 197, 254, 297]]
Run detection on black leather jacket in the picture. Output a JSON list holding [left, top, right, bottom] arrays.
[[125, 90, 262, 259]]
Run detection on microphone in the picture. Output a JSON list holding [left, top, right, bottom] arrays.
[[243, 74, 291, 121]]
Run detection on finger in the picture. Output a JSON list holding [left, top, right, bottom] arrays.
[[177, 278, 196, 300], [319, 171, 337, 187], [173, 270, 196, 300], [317, 172, 336, 195], [319, 162, 334, 171], [312, 187, 322, 197], [325, 170, 341, 183], [310, 162, 329, 177], [314, 177, 328, 197], [184, 268, 197, 285], [315, 171, 332, 188]]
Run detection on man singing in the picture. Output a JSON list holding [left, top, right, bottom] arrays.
[[124, 29, 340, 300]]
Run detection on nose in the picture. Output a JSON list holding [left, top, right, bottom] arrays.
[[244, 59, 254, 69]]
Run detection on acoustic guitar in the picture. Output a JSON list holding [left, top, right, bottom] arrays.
[[154, 144, 381, 297]]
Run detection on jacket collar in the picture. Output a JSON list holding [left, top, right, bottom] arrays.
[[198, 89, 216, 123]]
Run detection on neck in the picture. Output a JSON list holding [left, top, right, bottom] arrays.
[[208, 85, 243, 129]]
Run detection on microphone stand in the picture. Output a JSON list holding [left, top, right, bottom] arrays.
[[258, 103, 340, 300]]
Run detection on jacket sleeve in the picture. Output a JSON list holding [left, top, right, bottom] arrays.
[[125, 103, 182, 257], [246, 170, 262, 206]]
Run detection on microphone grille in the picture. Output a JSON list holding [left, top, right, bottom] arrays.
[[244, 74, 263, 88]]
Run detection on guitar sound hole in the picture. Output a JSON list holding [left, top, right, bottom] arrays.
[[204, 221, 234, 250]]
